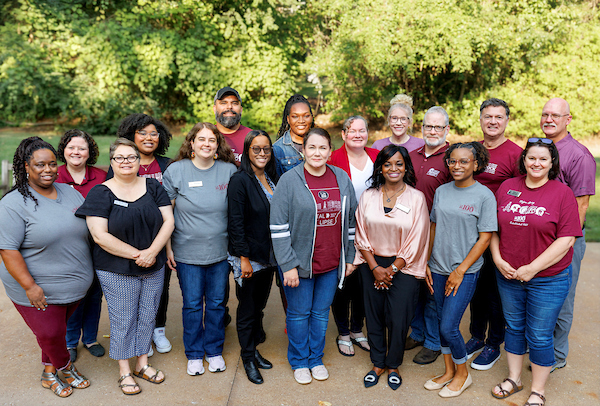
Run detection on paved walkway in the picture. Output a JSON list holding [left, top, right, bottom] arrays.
[[0, 244, 598, 406]]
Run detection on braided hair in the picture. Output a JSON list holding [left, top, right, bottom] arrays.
[[444, 142, 490, 175], [276, 94, 315, 139], [9, 136, 57, 206]]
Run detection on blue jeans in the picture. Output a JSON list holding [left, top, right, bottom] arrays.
[[409, 281, 441, 351], [281, 268, 338, 370], [177, 260, 229, 360], [432, 271, 479, 365], [554, 232, 585, 363], [497, 266, 571, 367], [66, 275, 103, 348]]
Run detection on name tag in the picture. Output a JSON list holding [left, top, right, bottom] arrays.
[[114, 200, 128, 207], [396, 203, 410, 213], [507, 189, 521, 197], [188, 181, 203, 188]]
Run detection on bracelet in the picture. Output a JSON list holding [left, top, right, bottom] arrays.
[[371, 265, 381, 272]]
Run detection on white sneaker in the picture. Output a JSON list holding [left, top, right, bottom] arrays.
[[207, 355, 226, 372], [153, 327, 172, 353], [148, 346, 154, 357], [294, 368, 312, 384], [310, 365, 329, 381], [187, 359, 205, 376]]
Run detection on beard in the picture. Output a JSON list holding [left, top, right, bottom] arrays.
[[216, 110, 241, 129], [424, 136, 446, 148]]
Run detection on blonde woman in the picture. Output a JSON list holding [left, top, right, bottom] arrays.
[[372, 94, 425, 153]]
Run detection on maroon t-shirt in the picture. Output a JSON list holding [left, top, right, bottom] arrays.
[[56, 165, 107, 198], [223, 125, 252, 166], [305, 167, 342, 274], [496, 176, 582, 277], [410, 143, 451, 212], [475, 139, 522, 195], [139, 159, 163, 184]]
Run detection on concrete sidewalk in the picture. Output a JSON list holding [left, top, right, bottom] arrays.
[[0, 244, 598, 406]]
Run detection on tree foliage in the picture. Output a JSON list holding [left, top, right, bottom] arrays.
[[0, 0, 309, 133], [307, 0, 600, 137]]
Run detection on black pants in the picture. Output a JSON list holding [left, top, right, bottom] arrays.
[[331, 270, 365, 336], [469, 249, 505, 349], [360, 257, 420, 369], [155, 266, 172, 328], [236, 266, 275, 361]]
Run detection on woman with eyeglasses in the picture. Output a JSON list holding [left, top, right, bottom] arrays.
[[162, 123, 236, 376], [329, 115, 379, 356], [227, 130, 279, 384], [490, 138, 581, 406], [55, 129, 107, 363], [76, 138, 174, 395], [372, 94, 425, 153], [0, 137, 93, 398], [354, 145, 430, 390], [107, 113, 175, 355], [270, 128, 357, 385], [423, 142, 496, 398]]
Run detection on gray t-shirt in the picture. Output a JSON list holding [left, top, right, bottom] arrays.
[[429, 181, 497, 276], [0, 184, 94, 306], [163, 159, 236, 265]]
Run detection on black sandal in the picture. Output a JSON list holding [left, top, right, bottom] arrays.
[[492, 377, 523, 399], [524, 391, 546, 406]]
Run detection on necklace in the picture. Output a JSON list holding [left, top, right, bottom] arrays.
[[383, 183, 406, 203]]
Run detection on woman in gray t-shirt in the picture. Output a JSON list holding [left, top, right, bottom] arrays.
[[0, 137, 93, 398], [424, 142, 497, 398]]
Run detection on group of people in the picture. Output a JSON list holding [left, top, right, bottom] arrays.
[[0, 87, 595, 406]]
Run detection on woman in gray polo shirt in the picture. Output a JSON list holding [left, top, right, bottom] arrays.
[[0, 137, 93, 398]]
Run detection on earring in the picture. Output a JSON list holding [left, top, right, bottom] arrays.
[[191, 151, 195, 158], [214, 153, 218, 160]]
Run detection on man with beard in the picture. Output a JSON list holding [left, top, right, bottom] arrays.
[[214, 87, 252, 165], [540, 98, 596, 372], [406, 106, 451, 365], [466, 98, 522, 371]]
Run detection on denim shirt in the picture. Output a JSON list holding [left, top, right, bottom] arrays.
[[273, 130, 304, 177]]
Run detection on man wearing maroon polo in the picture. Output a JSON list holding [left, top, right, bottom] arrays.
[[406, 106, 451, 365], [213, 87, 252, 166], [467, 98, 522, 371], [541, 98, 596, 372]]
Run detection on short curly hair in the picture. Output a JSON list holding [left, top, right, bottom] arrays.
[[444, 142, 490, 175], [57, 129, 100, 166], [116, 113, 172, 156]]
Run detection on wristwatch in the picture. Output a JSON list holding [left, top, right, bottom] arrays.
[[391, 263, 399, 273]]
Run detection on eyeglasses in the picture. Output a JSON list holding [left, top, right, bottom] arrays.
[[389, 116, 409, 124], [136, 130, 160, 138], [446, 158, 474, 166], [541, 113, 569, 120], [250, 146, 272, 154], [423, 125, 447, 133], [527, 138, 553, 145], [111, 155, 140, 163]]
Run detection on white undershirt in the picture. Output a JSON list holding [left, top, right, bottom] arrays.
[[349, 159, 374, 202]]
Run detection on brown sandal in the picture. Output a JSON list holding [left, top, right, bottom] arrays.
[[524, 391, 546, 406], [492, 377, 523, 399], [118, 373, 141, 395], [133, 364, 164, 384], [62, 363, 90, 389], [41, 371, 73, 398]]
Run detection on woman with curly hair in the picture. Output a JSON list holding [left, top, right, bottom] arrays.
[[56, 129, 107, 362], [107, 113, 174, 354], [0, 137, 93, 398], [162, 123, 236, 376], [372, 94, 425, 153], [424, 142, 496, 398], [354, 145, 430, 390]]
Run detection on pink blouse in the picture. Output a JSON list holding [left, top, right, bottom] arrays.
[[354, 186, 430, 278]]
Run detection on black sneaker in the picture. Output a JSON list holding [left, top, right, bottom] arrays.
[[470, 345, 501, 370], [465, 337, 485, 360]]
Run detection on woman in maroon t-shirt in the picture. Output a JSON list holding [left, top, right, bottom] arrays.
[[490, 138, 582, 406]]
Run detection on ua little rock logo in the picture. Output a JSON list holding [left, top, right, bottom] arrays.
[[426, 168, 440, 177], [318, 190, 329, 200]]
